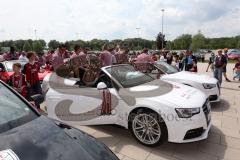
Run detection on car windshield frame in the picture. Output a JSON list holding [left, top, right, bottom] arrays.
[[155, 61, 179, 74], [0, 81, 38, 133], [104, 64, 154, 88]]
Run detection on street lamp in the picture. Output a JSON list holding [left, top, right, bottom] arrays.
[[161, 9, 165, 50], [136, 27, 141, 48], [136, 27, 141, 38], [34, 29, 37, 40]]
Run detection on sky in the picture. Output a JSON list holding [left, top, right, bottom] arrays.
[[0, 0, 239, 42]]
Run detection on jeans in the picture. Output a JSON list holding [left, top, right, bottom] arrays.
[[214, 67, 223, 85], [234, 72, 240, 79]]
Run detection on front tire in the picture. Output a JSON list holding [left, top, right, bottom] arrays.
[[130, 109, 167, 146]]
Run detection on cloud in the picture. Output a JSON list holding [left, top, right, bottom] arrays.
[[0, 0, 239, 41]]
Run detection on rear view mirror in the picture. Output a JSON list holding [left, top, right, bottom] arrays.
[[97, 82, 107, 90]]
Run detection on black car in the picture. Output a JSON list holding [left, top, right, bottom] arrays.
[[0, 81, 119, 160]]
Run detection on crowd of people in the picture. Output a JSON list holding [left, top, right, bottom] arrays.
[[0, 44, 239, 108], [206, 49, 240, 86]]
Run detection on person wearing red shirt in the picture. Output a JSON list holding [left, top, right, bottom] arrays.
[[8, 63, 27, 98], [22, 52, 42, 96]]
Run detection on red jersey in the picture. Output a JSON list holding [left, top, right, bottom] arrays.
[[22, 62, 40, 85], [9, 73, 27, 97], [0, 72, 9, 83]]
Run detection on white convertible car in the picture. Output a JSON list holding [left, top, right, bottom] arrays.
[[144, 61, 220, 102], [43, 63, 211, 146]]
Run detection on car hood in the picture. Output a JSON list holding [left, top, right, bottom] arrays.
[[148, 81, 207, 108], [118, 80, 206, 108], [161, 71, 218, 84], [0, 116, 117, 160]]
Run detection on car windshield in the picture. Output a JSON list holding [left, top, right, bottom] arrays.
[[105, 65, 154, 88], [0, 82, 37, 133], [155, 61, 179, 74], [5, 61, 27, 72]]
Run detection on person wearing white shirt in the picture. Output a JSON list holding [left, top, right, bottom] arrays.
[[19, 52, 29, 62]]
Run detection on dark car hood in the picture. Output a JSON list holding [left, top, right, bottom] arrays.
[[0, 116, 117, 160]]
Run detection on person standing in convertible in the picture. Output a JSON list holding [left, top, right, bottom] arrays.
[[100, 44, 114, 67], [52, 44, 66, 71], [135, 48, 154, 63]]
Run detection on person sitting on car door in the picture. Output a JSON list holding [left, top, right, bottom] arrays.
[[8, 63, 27, 98], [70, 45, 84, 78]]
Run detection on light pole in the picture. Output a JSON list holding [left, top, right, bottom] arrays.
[[161, 9, 165, 50], [34, 29, 37, 40], [136, 27, 141, 48]]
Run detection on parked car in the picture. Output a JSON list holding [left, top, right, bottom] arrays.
[[227, 49, 240, 60], [43, 63, 211, 146], [0, 60, 51, 83], [0, 80, 118, 160], [144, 61, 220, 102]]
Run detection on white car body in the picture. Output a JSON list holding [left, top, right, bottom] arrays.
[[43, 64, 211, 145], [153, 61, 220, 102]]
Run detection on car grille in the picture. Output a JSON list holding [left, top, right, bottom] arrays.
[[202, 99, 211, 126], [184, 127, 204, 140], [209, 95, 218, 101]]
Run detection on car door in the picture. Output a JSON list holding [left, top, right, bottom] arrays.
[[47, 68, 124, 126]]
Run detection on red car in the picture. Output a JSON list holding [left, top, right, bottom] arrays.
[[228, 50, 240, 60], [0, 60, 51, 83]]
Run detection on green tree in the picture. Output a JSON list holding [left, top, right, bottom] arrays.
[[33, 41, 43, 53], [191, 30, 205, 51], [174, 34, 192, 49], [23, 41, 32, 52], [48, 40, 60, 50], [166, 41, 174, 50], [38, 39, 46, 48], [236, 40, 240, 49]]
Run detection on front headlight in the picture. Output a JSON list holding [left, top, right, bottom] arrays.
[[202, 83, 216, 89], [175, 108, 200, 118]]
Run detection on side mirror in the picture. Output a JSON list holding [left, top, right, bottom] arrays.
[[97, 82, 107, 90]]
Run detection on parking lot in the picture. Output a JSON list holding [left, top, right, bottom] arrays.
[[74, 63, 240, 160]]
